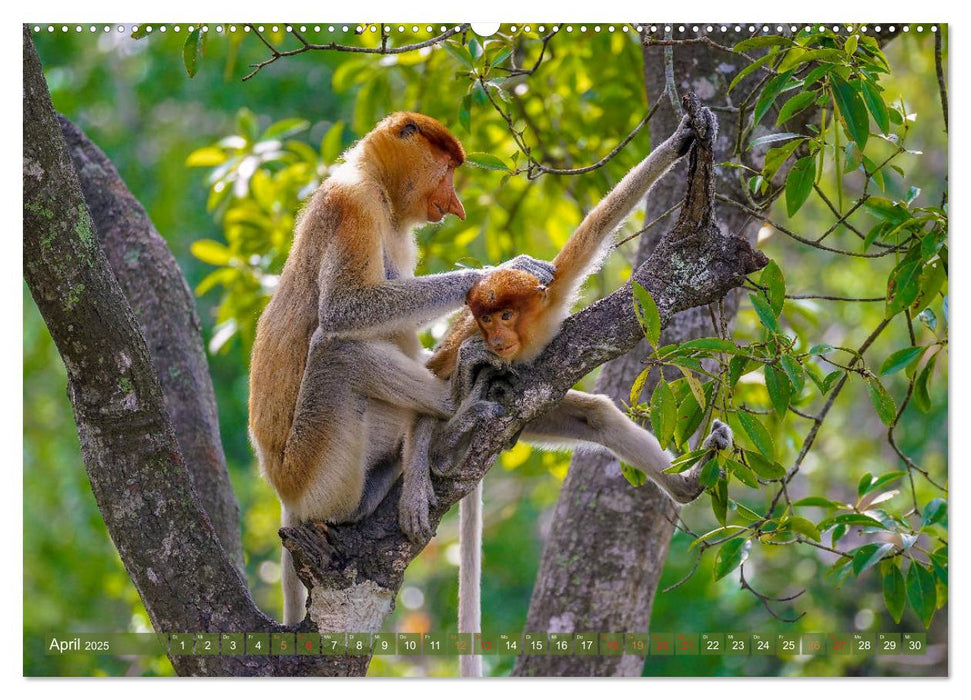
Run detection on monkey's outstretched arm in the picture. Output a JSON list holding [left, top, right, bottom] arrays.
[[319, 268, 485, 337], [549, 114, 696, 303], [320, 257, 554, 338]]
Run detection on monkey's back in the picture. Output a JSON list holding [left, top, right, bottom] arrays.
[[248, 182, 348, 501]]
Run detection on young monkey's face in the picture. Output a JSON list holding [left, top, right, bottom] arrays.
[[476, 307, 522, 360]]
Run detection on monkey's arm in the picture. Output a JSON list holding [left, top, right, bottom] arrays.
[[549, 114, 696, 303], [319, 268, 483, 337], [320, 258, 553, 338]]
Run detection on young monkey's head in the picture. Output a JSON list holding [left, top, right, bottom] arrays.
[[467, 269, 548, 362]]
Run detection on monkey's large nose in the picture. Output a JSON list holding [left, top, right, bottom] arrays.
[[447, 192, 466, 220]]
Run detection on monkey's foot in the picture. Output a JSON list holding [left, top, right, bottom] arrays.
[[399, 463, 438, 543], [702, 419, 733, 451], [430, 399, 504, 477], [670, 420, 734, 503]]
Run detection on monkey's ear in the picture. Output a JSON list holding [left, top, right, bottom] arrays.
[[398, 122, 419, 138]]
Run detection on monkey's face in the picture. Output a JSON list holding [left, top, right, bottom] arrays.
[[372, 112, 466, 225], [424, 159, 465, 223], [476, 308, 522, 360]]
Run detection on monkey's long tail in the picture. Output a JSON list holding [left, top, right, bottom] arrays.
[[281, 505, 308, 625], [458, 482, 483, 677]]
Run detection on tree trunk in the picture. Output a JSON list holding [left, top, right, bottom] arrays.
[[57, 115, 243, 567]]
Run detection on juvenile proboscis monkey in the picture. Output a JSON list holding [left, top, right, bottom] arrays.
[[248, 112, 552, 626], [408, 112, 732, 676]]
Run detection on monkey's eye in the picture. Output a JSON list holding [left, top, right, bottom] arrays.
[[480, 315, 492, 324], [501, 310, 513, 322], [398, 122, 419, 138]]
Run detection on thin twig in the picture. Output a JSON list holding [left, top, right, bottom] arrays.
[[242, 23, 471, 81]]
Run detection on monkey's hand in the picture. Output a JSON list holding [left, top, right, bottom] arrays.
[[498, 254, 556, 286], [453, 336, 509, 402], [399, 442, 439, 544]]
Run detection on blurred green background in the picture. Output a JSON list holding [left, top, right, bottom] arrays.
[[24, 24, 947, 677]]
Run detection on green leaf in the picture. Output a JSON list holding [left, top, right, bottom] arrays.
[[906, 561, 937, 628], [764, 365, 791, 418], [753, 70, 798, 127], [725, 459, 759, 488], [190, 239, 233, 266], [711, 479, 728, 525], [780, 355, 806, 394], [785, 155, 816, 216], [458, 94, 472, 134], [864, 197, 911, 224], [865, 374, 897, 426], [832, 77, 870, 149], [861, 80, 891, 134], [921, 498, 947, 529], [886, 256, 923, 318], [443, 40, 475, 70], [131, 24, 150, 39], [776, 91, 816, 125], [844, 34, 859, 56], [630, 367, 651, 406], [809, 343, 834, 356], [733, 35, 794, 52], [649, 380, 677, 448], [185, 147, 228, 167], [882, 562, 906, 623], [621, 463, 648, 488], [713, 538, 751, 581], [728, 51, 779, 93], [787, 516, 821, 542], [760, 260, 786, 315], [852, 542, 894, 576], [465, 152, 511, 171], [750, 132, 804, 150], [488, 45, 513, 68], [744, 450, 785, 480], [749, 293, 781, 334], [632, 282, 661, 347], [262, 118, 310, 141], [913, 352, 938, 412], [665, 448, 709, 474], [861, 471, 906, 495], [912, 260, 947, 316], [678, 337, 739, 354], [879, 347, 925, 376], [819, 513, 887, 530], [321, 121, 346, 163], [763, 139, 804, 179], [792, 497, 840, 508], [182, 27, 205, 78], [738, 412, 775, 460], [698, 458, 721, 488], [674, 386, 707, 450]]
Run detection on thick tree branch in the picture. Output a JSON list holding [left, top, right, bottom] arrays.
[[57, 116, 243, 566]]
